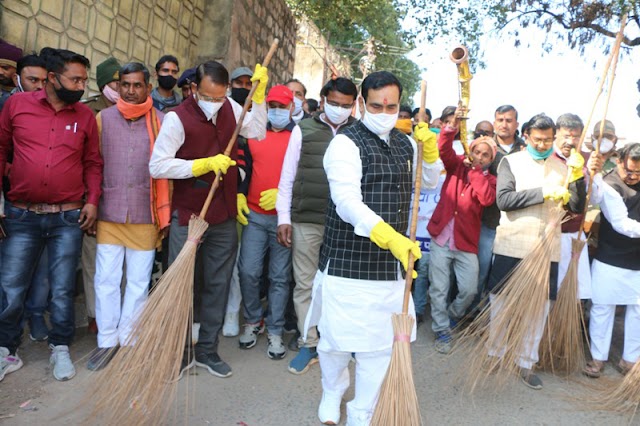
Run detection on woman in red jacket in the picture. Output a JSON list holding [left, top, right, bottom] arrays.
[[425, 107, 497, 354]]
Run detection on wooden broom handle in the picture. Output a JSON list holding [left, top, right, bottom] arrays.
[[199, 39, 280, 218], [418, 80, 427, 123], [403, 142, 423, 314]]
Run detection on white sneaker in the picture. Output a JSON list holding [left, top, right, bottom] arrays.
[[222, 312, 239, 337], [0, 347, 23, 382], [318, 392, 342, 425], [192, 322, 200, 344], [49, 344, 76, 381], [267, 334, 286, 360]]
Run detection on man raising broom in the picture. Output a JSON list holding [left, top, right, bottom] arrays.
[[304, 71, 440, 425]]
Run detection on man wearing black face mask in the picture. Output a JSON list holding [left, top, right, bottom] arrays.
[[230, 67, 253, 106], [0, 48, 103, 383], [151, 54, 182, 112]]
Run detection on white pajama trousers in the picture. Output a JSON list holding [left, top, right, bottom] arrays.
[[488, 294, 550, 370], [590, 303, 640, 363], [318, 348, 392, 426], [226, 247, 242, 314], [95, 244, 154, 348]]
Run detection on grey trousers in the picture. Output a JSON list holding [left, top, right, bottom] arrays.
[[169, 213, 238, 354]]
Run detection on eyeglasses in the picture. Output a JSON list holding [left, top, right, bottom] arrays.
[[529, 137, 554, 147], [197, 92, 226, 103], [623, 165, 640, 178], [326, 100, 354, 109], [56, 73, 88, 86]]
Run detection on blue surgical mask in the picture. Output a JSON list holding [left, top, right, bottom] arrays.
[[293, 97, 303, 115], [268, 108, 291, 129]]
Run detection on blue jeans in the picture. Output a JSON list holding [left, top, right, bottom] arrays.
[[469, 224, 496, 313], [0, 202, 83, 352], [412, 252, 430, 316], [24, 251, 50, 317], [238, 211, 292, 335]]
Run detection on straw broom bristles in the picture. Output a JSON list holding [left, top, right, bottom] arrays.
[[538, 237, 587, 375], [584, 362, 640, 416], [455, 207, 565, 392], [84, 215, 208, 425]]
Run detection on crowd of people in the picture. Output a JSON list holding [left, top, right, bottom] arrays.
[[0, 37, 639, 426]]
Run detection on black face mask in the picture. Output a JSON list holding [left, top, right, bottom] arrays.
[[231, 87, 250, 106], [54, 75, 84, 105], [157, 75, 177, 91]]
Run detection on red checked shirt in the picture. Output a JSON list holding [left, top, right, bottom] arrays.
[[0, 90, 103, 205]]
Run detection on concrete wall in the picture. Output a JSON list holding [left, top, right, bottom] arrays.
[[293, 16, 351, 100], [0, 0, 297, 94]]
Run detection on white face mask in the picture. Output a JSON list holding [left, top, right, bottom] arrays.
[[197, 96, 224, 121], [323, 97, 352, 125], [293, 97, 303, 115], [361, 100, 398, 136], [584, 136, 615, 154]]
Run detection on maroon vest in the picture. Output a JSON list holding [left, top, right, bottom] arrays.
[[172, 95, 237, 226]]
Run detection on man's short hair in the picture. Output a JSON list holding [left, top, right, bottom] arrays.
[[619, 143, 640, 163], [284, 78, 307, 96], [195, 61, 229, 86], [400, 105, 412, 115], [556, 113, 583, 132], [319, 77, 357, 100], [39, 47, 90, 74], [361, 71, 402, 103], [120, 62, 150, 85], [412, 107, 432, 121], [495, 104, 518, 120], [17, 54, 46, 75], [155, 55, 179, 72], [306, 98, 319, 113], [524, 113, 555, 136]]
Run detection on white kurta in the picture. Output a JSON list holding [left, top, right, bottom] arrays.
[[558, 231, 592, 299], [589, 174, 640, 305], [303, 131, 441, 353]]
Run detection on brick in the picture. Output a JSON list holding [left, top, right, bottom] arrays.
[[94, 12, 112, 43], [71, 2, 89, 32], [35, 25, 61, 51], [136, 2, 151, 31], [118, 0, 134, 21], [40, 0, 64, 20]]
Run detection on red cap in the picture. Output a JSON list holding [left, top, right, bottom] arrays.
[[266, 85, 294, 105]]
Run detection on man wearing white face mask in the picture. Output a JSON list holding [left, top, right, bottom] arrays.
[[236, 85, 296, 360], [584, 120, 618, 172], [274, 77, 358, 375], [150, 60, 267, 379], [305, 71, 441, 426], [285, 78, 310, 124]]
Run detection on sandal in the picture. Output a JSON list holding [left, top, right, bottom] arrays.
[[617, 360, 635, 376], [582, 360, 605, 378]]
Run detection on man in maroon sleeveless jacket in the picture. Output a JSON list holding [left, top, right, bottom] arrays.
[[150, 61, 267, 378]]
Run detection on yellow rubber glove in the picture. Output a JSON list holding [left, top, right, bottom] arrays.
[[566, 148, 585, 183], [543, 186, 571, 205], [251, 64, 269, 104], [370, 221, 422, 278], [192, 154, 237, 178], [414, 122, 439, 163], [237, 193, 250, 225], [259, 188, 278, 211]]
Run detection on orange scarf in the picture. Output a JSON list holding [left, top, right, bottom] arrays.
[[117, 96, 171, 232]]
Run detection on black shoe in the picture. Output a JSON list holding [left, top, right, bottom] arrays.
[[520, 368, 543, 390], [195, 352, 232, 378], [87, 346, 118, 371], [288, 331, 300, 352]]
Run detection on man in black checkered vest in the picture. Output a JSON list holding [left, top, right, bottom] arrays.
[[305, 71, 441, 426]]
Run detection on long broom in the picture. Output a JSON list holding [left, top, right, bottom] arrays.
[[371, 79, 427, 426], [538, 15, 627, 376], [82, 40, 280, 425]]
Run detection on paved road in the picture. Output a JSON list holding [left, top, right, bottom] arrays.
[[0, 313, 632, 425]]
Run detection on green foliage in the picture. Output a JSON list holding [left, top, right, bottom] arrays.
[[287, 0, 421, 105]]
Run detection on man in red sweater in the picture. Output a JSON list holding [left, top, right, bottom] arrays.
[[423, 107, 497, 354], [237, 85, 295, 360]]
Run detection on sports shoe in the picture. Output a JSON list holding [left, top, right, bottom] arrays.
[[178, 351, 195, 380], [0, 347, 23, 382], [288, 346, 318, 374], [50, 344, 76, 381], [520, 368, 543, 390], [288, 331, 300, 352], [222, 312, 240, 337], [195, 352, 232, 378], [267, 334, 286, 360], [284, 320, 298, 334], [318, 392, 341, 425], [87, 346, 118, 371], [434, 331, 452, 354], [29, 315, 49, 341], [238, 322, 264, 349]]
